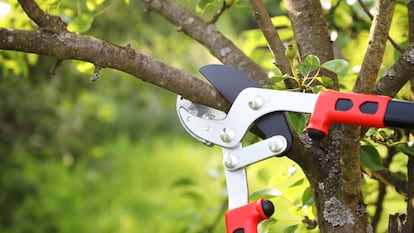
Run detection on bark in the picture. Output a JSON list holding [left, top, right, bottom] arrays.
[[374, 44, 414, 97], [144, 0, 270, 86], [247, 0, 292, 76], [3, 1, 414, 233], [0, 28, 229, 111], [409, 0, 414, 44], [353, 0, 396, 94]]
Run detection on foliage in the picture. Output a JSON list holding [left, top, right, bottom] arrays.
[[0, 0, 412, 233]]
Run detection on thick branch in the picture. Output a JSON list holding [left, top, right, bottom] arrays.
[[144, 0, 270, 86], [17, 0, 67, 33], [0, 28, 229, 111], [339, 126, 363, 200], [409, 0, 414, 44], [353, 0, 396, 94]]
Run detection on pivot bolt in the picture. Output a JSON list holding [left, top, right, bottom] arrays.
[[248, 95, 264, 110], [220, 127, 235, 142], [223, 153, 238, 170], [268, 136, 287, 154]]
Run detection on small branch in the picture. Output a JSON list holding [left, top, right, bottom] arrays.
[[353, 0, 396, 94], [0, 28, 229, 111], [371, 146, 397, 231], [248, 0, 296, 88], [90, 65, 102, 82], [363, 166, 407, 196], [209, 1, 230, 24], [50, 59, 63, 76], [357, 0, 404, 53], [144, 0, 269, 86], [17, 0, 67, 33], [374, 44, 414, 97]]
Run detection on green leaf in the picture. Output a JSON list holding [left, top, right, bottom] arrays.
[[170, 178, 195, 188], [394, 142, 414, 157], [284, 224, 299, 233], [249, 187, 282, 201], [296, 54, 320, 77], [316, 76, 334, 87], [360, 145, 383, 171], [258, 218, 278, 233], [270, 75, 289, 84], [301, 186, 314, 207], [287, 112, 309, 134], [197, 0, 216, 13], [311, 85, 326, 93], [67, 13, 94, 33], [320, 59, 349, 77]]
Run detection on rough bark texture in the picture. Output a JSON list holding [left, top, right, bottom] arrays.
[[144, 0, 270, 86], [0, 28, 229, 111], [353, 0, 396, 94], [2, 1, 414, 233]]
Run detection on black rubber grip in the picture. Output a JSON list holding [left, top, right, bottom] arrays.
[[384, 101, 414, 129]]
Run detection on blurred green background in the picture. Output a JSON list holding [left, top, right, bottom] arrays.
[[0, 0, 410, 232]]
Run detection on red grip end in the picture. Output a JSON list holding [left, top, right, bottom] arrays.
[[306, 91, 391, 139], [225, 199, 273, 233]]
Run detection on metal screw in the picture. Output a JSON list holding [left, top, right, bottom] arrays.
[[220, 127, 235, 142], [223, 153, 238, 170], [248, 95, 264, 110], [268, 136, 287, 154]]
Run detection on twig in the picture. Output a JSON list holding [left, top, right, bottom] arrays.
[[248, 0, 297, 89], [144, 0, 269, 86], [371, 146, 397, 231], [50, 59, 63, 76], [17, 0, 67, 33], [357, 0, 404, 53], [209, 1, 229, 24], [200, 198, 228, 233]]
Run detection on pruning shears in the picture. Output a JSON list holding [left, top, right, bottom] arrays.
[[176, 64, 414, 233]]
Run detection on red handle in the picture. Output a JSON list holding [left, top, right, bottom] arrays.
[[225, 199, 274, 233], [306, 90, 391, 140]]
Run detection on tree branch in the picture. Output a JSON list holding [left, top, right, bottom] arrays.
[[248, 0, 296, 88], [374, 44, 414, 97], [357, 0, 404, 53], [353, 0, 396, 94], [247, 0, 290, 74], [144, 0, 270, 86], [0, 28, 229, 111], [409, 0, 414, 44], [363, 166, 407, 196], [17, 0, 67, 33]]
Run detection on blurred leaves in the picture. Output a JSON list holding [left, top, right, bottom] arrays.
[[68, 13, 95, 33]]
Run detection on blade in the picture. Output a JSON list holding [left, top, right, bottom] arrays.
[[200, 64, 260, 103], [200, 64, 292, 153]]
